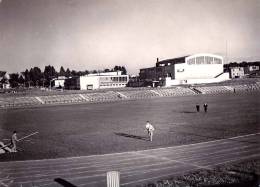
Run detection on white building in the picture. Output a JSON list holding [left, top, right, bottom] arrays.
[[79, 71, 129, 90], [230, 67, 245, 78], [54, 76, 66, 88], [169, 53, 229, 85], [140, 53, 230, 87]]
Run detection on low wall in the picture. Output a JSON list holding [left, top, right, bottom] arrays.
[[165, 73, 230, 86]]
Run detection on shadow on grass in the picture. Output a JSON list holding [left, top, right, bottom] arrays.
[[180, 110, 197, 113], [54, 178, 77, 187], [114, 132, 148, 141]]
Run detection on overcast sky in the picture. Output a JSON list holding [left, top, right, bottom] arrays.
[[0, 0, 259, 74]]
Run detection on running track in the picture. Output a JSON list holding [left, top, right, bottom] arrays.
[[1, 133, 259, 187]]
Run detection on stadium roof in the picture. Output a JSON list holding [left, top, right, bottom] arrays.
[[156, 55, 190, 67]]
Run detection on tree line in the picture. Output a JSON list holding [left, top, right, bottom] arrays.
[[0, 65, 127, 88]]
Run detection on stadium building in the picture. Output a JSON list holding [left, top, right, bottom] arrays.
[[77, 71, 129, 90], [139, 53, 229, 87]]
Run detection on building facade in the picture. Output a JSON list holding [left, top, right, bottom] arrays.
[[54, 76, 66, 88], [230, 67, 245, 78], [139, 53, 229, 86], [78, 71, 129, 90]]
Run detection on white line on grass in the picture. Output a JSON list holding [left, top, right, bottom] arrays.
[[1, 132, 259, 165]]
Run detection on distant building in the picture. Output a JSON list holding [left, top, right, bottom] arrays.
[[65, 71, 129, 90], [139, 53, 229, 87], [245, 65, 260, 77], [0, 71, 10, 89], [230, 65, 260, 79], [230, 67, 245, 78], [53, 76, 66, 88], [64, 76, 79, 90]]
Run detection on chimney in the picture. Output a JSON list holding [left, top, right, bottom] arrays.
[[157, 58, 159, 63]]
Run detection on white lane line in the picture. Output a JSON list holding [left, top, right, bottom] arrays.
[[0, 152, 144, 169], [176, 145, 260, 162], [191, 150, 260, 166], [138, 139, 251, 157], [1, 132, 259, 166], [120, 168, 197, 186], [2, 133, 260, 187], [1, 155, 151, 173], [138, 132, 260, 154], [6, 158, 171, 180], [2, 132, 259, 168], [1, 133, 259, 174], [202, 153, 260, 168], [134, 152, 212, 171], [36, 162, 182, 186], [120, 153, 260, 186], [37, 162, 184, 187]]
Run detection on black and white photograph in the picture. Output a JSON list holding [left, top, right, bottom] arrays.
[[0, 0, 259, 186]]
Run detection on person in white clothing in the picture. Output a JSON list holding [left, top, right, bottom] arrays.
[[145, 121, 155, 141], [11, 131, 18, 152]]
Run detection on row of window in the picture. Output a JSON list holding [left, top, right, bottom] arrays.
[[99, 76, 128, 82], [100, 83, 126, 87], [187, 57, 222, 65]]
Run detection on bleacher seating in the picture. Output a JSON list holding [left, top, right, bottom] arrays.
[[81, 91, 121, 102], [39, 94, 85, 104], [229, 84, 260, 92], [0, 81, 259, 108], [195, 86, 232, 94], [119, 90, 159, 99], [0, 96, 41, 107], [156, 87, 196, 97]]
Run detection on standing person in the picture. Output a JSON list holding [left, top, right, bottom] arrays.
[[145, 121, 155, 141], [203, 103, 208, 113], [196, 104, 200, 112], [11, 131, 18, 152]]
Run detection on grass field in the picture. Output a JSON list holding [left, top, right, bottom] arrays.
[[0, 92, 259, 162]]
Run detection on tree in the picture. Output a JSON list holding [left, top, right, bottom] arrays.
[[0, 71, 8, 88], [112, 65, 127, 74], [84, 70, 89, 75], [71, 70, 78, 76], [9, 73, 19, 88], [113, 66, 120, 71], [59, 66, 66, 77], [44, 65, 57, 87], [18, 74, 25, 86], [121, 66, 127, 75], [22, 69, 32, 87], [65, 68, 71, 77], [30, 67, 42, 86]]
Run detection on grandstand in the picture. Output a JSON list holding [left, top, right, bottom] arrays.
[[0, 96, 41, 108], [119, 89, 159, 99], [40, 94, 85, 104], [81, 91, 121, 102], [155, 87, 197, 97], [195, 86, 232, 95], [0, 79, 260, 108]]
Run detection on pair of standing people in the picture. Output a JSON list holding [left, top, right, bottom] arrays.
[[196, 103, 208, 112]]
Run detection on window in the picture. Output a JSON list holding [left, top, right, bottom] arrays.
[[214, 58, 222, 64], [177, 69, 184, 72], [196, 56, 204, 64], [205, 56, 213, 64], [187, 58, 195, 65]]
